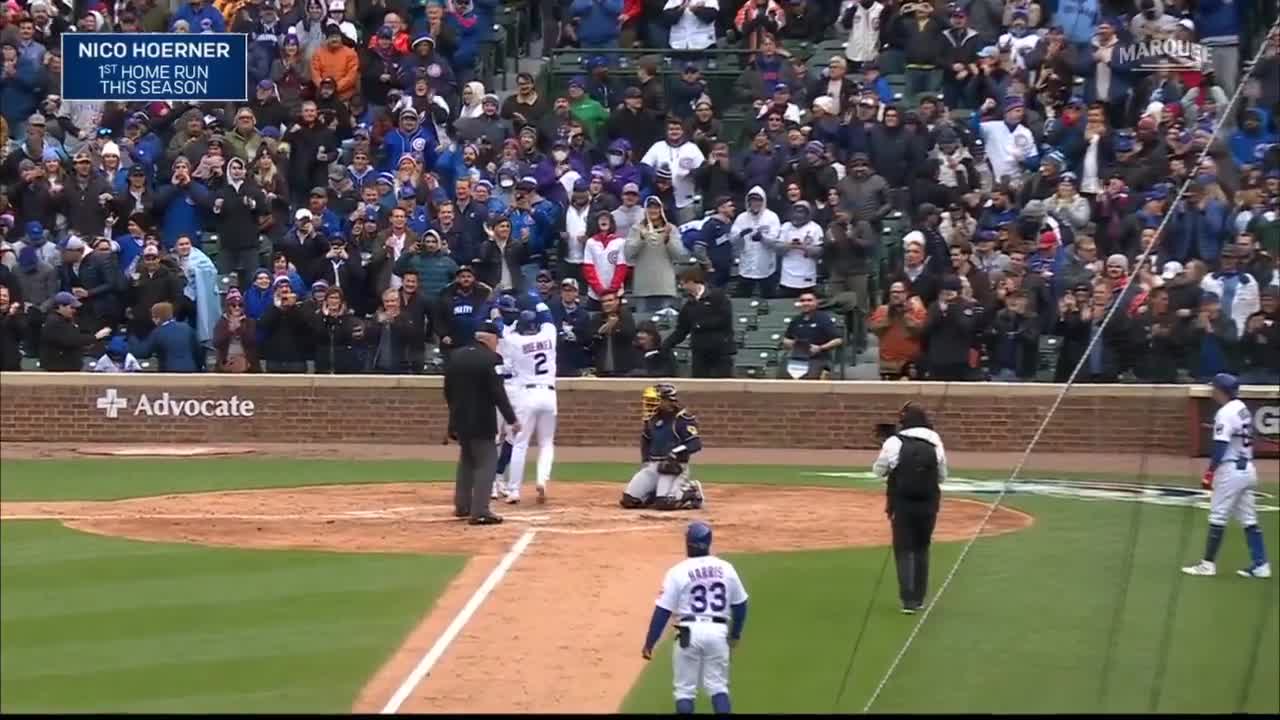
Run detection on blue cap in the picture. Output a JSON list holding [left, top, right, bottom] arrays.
[[572, 178, 589, 193], [686, 520, 712, 556], [1210, 372, 1239, 397], [497, 294, 519, 312], [25, 221, 43, 237], [376, 171, 396, 186], [52, 291, 81, 308], [364, 206, 379, 220], [398, 186, 417, 200], [568, 75, 586, 90]]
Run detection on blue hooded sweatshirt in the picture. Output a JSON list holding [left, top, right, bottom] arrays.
[[1228, 108, 1277, 168]]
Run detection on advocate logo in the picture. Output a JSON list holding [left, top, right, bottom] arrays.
[[1115, 39, 1210, 72], [806, 472, 1279, 513], [94, 388, 256, 419]]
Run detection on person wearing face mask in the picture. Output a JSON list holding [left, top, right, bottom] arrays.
[[601, 139, 642, 198]]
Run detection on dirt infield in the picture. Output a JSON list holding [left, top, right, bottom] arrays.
[[1, 481, 1030, 713]]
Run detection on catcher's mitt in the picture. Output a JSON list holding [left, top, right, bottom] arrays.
[[656, 458, 684, 476]]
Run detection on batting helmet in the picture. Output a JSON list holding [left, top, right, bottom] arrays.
[[686, 520, 712, 557], [515, 309, 539, 334], [1210, 372, 1240, 398]]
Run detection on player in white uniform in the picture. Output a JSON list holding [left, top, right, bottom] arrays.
[[497, 308, 558, 504], [642, 521, 748, 714], [491, 331, 519, 500], [1182, 373, 1271, 579]]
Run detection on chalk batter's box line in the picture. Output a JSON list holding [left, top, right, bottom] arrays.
[[59, 31, 250, 104]]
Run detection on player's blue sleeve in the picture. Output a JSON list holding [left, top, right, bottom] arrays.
[[1208, 440, 1228, 471], [644, 606, 671, 651], [535, 301, 554, 326], [730, 599, 748, 641]]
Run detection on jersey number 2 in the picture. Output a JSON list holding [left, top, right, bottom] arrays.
[[690, 582, 727, 613], [533, 351, 549, 375]]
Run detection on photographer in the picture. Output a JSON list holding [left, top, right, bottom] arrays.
[[258, 280, 311, 373], [873, 402, 948, 614], [868, 281, 927, 380], [589, 290, 638, 377], [307, 286, 366, 374], [365, 287, 427, 374], [310, 237, 365, 299], [986, 289, 1040, 381], [922, 275, 977, 381], [206, 156, 269, 289]]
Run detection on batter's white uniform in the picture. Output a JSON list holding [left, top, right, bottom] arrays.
[[1209, 398, 1258, 527], [655, 556, 748, 702], [498, 320, 558, 500], [492, 354, 518, 498]]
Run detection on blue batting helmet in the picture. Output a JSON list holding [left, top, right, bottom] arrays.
[[1210, 373, 1239, 398], [686, 521, 712, 557], [516, 309, 539, 334]]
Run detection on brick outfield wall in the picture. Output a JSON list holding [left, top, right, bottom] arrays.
[[4, 376, 1274, 456]]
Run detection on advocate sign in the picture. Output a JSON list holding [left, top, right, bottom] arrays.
[[95, 388, 255, 420], [62, 33, 247, 102]]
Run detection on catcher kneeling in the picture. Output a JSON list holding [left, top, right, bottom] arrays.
[[620, 383, 706, 510]]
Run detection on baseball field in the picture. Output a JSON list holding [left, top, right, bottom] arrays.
[[1, 448, 1277, 714]]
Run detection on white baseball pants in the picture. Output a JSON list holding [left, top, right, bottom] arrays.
[[506, 385, 557, 498], [673, 618, 730, 701], [1209, 462, 1259, 527]]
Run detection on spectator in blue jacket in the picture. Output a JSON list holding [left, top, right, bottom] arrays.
[[448, 0, 490, 85], [129, 301, 206, 372], [153, 157, 212, 250], [172, 0, 227, 32], [1228, 108, 1277, 169], [382, 107, 439, 172], [571, 0, 625, 50], [507, 177, 560, 275], [1171, 181, 1230, 263], [0, 47, 44, 137]]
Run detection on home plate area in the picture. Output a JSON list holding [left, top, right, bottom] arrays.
[[0, 482, 1031, 556]]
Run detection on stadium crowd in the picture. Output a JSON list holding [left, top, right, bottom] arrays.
[[0, 0, 1277, 383]]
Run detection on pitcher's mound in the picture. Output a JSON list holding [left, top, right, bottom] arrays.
[[76, 445, 258, 458]]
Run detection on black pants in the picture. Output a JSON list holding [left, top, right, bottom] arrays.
[[691, 350, 733, 378], [454, 436, 498, 519], [891, 507, 937, 608]]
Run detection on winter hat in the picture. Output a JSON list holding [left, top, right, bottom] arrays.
[[101, 142, 120, 157], [804, 140, 825, 156], [1106, 254, 1129, 272], [16, 245, 38, 271]]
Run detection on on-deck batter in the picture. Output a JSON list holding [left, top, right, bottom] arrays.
[[642, 521, 749, 714], [1182, 373, 1271, 579]]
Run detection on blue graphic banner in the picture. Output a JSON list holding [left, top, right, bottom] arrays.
[[61, 33, 248, 102]]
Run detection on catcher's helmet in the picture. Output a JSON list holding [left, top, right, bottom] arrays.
[[686, 520, 712, 557], [642, 383, 678, 421], [1210, 372, 1240, 398]]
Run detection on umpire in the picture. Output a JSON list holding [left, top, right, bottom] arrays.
[[872, 402, 948, 614], [444, 320, 519, 525]]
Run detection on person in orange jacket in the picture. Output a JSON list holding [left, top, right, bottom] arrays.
[[310, 23, 360, 101]]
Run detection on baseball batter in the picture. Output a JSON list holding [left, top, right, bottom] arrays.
[[497, 308, 558, 504], [642, 521, 749, 714], [1182, 373, 1271, 579], [621, 384, 705, 511]]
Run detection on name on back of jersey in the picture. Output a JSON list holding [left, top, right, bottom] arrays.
[[521, 338, 554, 354], [688, 565, 725, 583]]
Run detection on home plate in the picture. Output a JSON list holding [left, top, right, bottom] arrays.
[[76, 445, 258, 457]]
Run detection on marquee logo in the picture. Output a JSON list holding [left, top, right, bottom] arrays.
[[94, 389, 256, 419]]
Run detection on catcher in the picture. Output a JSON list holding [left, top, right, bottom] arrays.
[[620, 384, 706, 510]]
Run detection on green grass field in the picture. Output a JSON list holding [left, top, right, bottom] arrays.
[[1, 458, 1276, 713]]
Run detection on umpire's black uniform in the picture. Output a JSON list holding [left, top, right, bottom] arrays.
[[444, 325, 517, 523], [874, 404, 945, 613]]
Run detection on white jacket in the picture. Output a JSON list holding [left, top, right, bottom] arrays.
[[873, 426, 949, 482], [1200, 271, 1261, 336], [777, 219, 823, 289], [641, 140, 705, 209], [840, 0, 885, 63], [665, 0, 719, 50], [979, 119, 1038, 184], [730, 187, 782, 279]]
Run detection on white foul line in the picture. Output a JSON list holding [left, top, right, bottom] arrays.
[[379, 528, 538, 714]]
